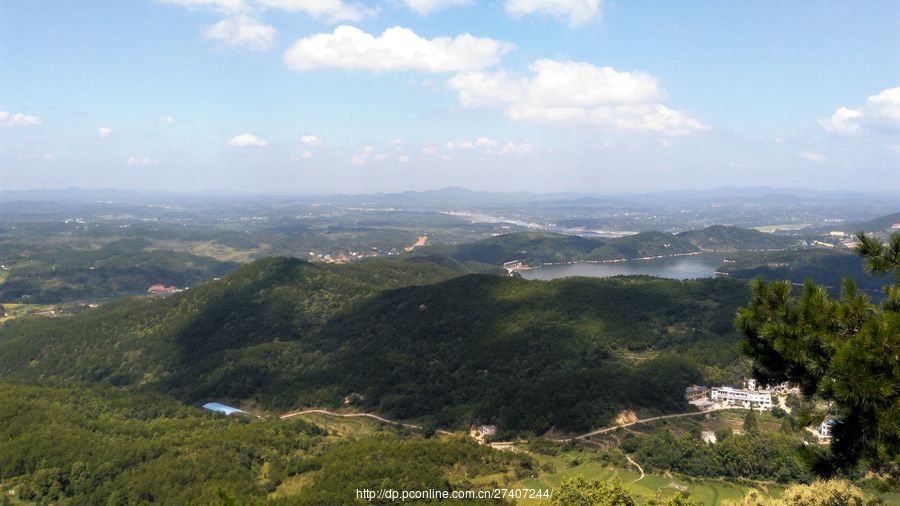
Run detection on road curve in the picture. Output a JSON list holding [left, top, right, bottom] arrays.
[[625, 454, 645, 482], [551, 407, 721, 442], [280, 409, 451, 435]]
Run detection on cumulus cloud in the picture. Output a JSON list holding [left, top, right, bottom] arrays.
[[284, 25, 513, 73], [159, 115, 177, 124], [229, 133, 268, 146], [0, 110, 42, 127], [405, 0, 471, 15], [126, 157, 155, 166], [820, 86, 900, 135], [397, 154, 410, 162], [16, 152, 54, 161], [97, 127, 113, 139], [158, 0, 247, 13], [432, 137, 533, 156], [448, 59, 705, 135], [799, 151, 827, 162], [301, 134, 324, 146], [505, 0, 601, 26], [205, 15, 277, 50], [496, 140, 534, 155], [257, 0, 375, 22], [351, 145, 376, 165]]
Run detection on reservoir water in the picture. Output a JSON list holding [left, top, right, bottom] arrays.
[[519, 253, 730, 281]]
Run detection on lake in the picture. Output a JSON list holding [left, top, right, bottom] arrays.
[[519, 253, 730, 281]]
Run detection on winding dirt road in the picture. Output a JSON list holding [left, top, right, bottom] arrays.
[[280, 409, 451, 434], [551, 407, 722, 442]]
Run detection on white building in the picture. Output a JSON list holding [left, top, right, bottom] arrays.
[[710, 386, 773, 410], [819, 419, 836, 439]]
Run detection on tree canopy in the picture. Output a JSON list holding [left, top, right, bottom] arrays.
[[736, 232, 900, 473]]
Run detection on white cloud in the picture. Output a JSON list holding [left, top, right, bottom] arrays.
[[505, 0, 601, 26], [496, 140, 534, 155], [351, 145, 376, 165], [431, 137, 533, 156], [205, 16, 277, 50], [302, 150, 313, 158], [301, 134, 324, 146], [820, 86, 900, 135], [158, 0, 247, 14], [0, 110, 42, 127], [405, 0, 471, 15], [16, 152, 54, 161], [444, 140, 475, 150], [258, 0, 375, 22], [126, 157, 155, 166], [229, 133, 268, 146], [159, 115, 177, 124], [448, 59, 705, 135], [97, 127, 113, 139], [475, 136, 499, 148], [799, 151, 827, 162], [397, 154, 410, 162], [284, 25, 513, 73], [819, 106, 863, 135]]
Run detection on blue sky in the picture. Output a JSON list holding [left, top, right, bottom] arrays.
[[1, 0, 898, 194]]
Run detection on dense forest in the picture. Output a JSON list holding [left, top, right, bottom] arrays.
[[716, 249, 887, 293], [0, 382, 530, 504], [0, 256, 750, 434], [676, 225, 796, 251], [0, 238, 237, 303]]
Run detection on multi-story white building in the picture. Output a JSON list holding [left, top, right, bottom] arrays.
[[710, 386, 773, 410]]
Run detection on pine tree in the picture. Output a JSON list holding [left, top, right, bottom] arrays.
[[743, 410, 759, 433], [736, 232, 900, 472]]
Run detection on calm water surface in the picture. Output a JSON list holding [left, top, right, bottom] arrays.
[[520, 253, 730, 281]]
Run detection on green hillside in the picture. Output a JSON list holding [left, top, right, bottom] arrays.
[[716, 249, 888, 292], [0, 256, 749, 435], [411, 232, 603, 265], [410, 226, 794, 268], [677, 225, 796, 251], [0, 238, 239, 303], [585, 231, 697, 261], [852, 211, 900, 234], [0, 382, 528, 505]]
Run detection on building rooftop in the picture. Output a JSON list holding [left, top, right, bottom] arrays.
[[202, 402, 246, 416]]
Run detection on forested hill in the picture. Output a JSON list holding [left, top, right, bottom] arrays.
[[0, 256, 749, 434], [410, 225, 796, 267], [676, 225, 796, 251], [850, 211, 900, 234]]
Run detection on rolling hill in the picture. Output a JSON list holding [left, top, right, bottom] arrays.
[[0, 256, 750, 434], [716, 249, 889, 293], [677, 225, 797, 251], [410, 225, 797, 268]]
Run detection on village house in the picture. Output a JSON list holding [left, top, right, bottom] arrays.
[[684, 385, 709, 402], [147, 284, 182, 295], [819, 419, 836, 439], [469, 424, 497, 444], [710, 386, 774, 410], [502, 260, 526, 274]]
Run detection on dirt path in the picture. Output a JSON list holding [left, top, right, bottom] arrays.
[[550, 407, 722, 442], [280, 409, 451, 434], [625, 454, 645, 482]]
